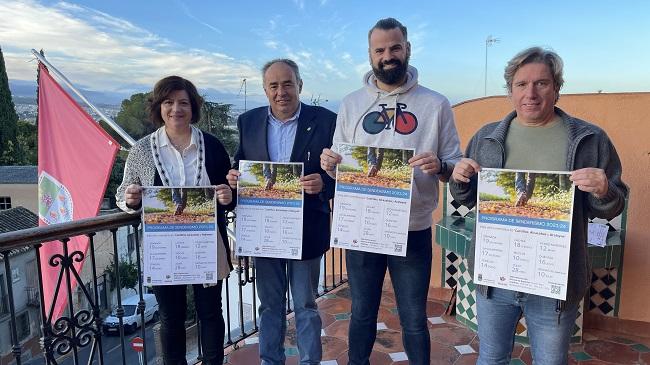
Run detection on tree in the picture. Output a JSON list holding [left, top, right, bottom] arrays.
[[113, 92, 154, 141], [146, 187, 214, 211], [196, 101, 238, 156], [15, 120, 37, 164], [0, 120, 36, 165], [104, 151, 127, 207], [102, 92, 153, 206], [349, 146, 411, 170], [245, 163, 299, 185], [495, 171, 567, 199], [0, 46, 21, 165], [104, 259, 139, 293]]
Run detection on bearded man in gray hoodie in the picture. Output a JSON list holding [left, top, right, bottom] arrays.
[[321, 17, 462, 365]]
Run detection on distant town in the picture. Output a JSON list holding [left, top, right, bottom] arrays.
[[13, 96, 245, 126], [14, 98, 121, 123]]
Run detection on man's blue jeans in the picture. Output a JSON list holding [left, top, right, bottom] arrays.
[[346, 228, 432, 365], [514, 172, 536, 197], [255, 256, 322, 365], [476, 287, 579, 365]]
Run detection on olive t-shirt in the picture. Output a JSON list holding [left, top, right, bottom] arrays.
[[504, 115, 568, 171]]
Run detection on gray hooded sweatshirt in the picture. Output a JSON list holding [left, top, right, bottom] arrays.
[[333, 65, 463, 231]]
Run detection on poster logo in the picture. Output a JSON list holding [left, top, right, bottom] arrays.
[[362, 103, 418, 135]]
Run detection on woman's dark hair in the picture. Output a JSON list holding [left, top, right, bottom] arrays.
[[147, 76, 203, 127]]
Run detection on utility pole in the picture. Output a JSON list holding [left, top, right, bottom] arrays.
[[484, 35, 500, 96]]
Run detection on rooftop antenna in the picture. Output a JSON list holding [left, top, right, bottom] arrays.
[[484, 35, 500, 96], [311, 94, 328, 106], [238, 77, 247, 112]]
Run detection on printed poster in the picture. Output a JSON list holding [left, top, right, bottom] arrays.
[[142, 186, 218, 285], [330, 144, 414, 256], [474, 169, 575, 299], [235, 161, 304, 259]]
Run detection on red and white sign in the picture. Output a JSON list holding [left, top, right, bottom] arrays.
[[131, 337, 144, 352]]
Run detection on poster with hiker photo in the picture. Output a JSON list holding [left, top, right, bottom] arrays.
[[235, 161, 304, 259], [141, 186, 219, 285], [330, 143, 414, 256], [474, 168, 575, 300]]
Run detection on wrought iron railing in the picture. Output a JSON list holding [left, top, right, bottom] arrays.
[[0, 210, 347, 364]]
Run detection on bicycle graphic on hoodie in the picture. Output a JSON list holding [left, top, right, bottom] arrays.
[[362, 103, 418, 135]]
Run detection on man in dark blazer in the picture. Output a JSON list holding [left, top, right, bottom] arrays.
[[226, 59, 336, 365]]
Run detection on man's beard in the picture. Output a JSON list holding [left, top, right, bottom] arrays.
[[372, 57, 409, 85]]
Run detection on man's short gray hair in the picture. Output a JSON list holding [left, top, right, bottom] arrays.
[[504, 47, 564, 94], [368, 18, 407, 41], [261, 59, 301, 83]]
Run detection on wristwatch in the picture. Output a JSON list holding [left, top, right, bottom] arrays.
[[438, 158, 449, 176]]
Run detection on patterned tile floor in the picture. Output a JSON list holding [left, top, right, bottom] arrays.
[[223, 280, 650, 365]]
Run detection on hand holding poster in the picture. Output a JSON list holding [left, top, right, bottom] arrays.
[[142, 187, 219, 285], [474, 169, 575, 299], [330, 144, 414, 256], [235, 161, 304, 259]]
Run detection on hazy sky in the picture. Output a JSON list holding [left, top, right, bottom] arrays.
[[1, 0, 649, 107]]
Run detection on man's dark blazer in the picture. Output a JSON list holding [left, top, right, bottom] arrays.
[[233, 103, 337, 260]]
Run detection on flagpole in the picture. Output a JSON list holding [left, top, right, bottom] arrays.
[[31, 49, 136, 147]]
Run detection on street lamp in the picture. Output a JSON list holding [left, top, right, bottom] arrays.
[[484, 35, 500, 96]]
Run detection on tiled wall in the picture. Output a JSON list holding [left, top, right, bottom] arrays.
[[439, 185, 628, 342]]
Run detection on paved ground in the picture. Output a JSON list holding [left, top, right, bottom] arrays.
[[223, 279, 650, 365]]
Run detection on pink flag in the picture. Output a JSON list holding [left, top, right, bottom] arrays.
[[37, 63, 120, 320]]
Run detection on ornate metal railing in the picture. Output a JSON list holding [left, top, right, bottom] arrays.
[[0, 210, 347, 364]]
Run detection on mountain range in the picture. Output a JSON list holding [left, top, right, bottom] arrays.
[[8, 79, 267, 109]]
